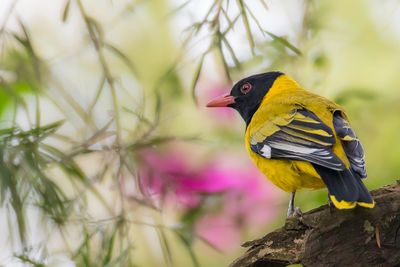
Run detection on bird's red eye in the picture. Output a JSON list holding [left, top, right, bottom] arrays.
[[240, 82, 252, 94]]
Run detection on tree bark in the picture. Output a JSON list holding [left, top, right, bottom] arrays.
[[230, 182, 400, 267]]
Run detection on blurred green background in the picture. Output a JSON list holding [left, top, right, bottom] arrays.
[[0, 0, 399, 266]]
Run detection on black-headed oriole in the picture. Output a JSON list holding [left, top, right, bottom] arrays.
[[207, 72, 375, 217]]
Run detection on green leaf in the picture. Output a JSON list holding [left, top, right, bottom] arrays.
[[127, 136, 198, 151], [175, 230, 200, 267], [104, 43, 138, 76], [237, 0, 255, 55], [15, 255, 45, 267], [156, 228, 173, 267], [259, 0, 269, 11], [181, 205, 204, 228], [221, 34, 241, 69], [62, 0, 71, 22], [190, 55, 205, 105], [0, 150, 26, 242], [102, 226, 118, 266], [264, 30, 302, 55], [104, 246, 130, 267], [167, 0, 191, 18]]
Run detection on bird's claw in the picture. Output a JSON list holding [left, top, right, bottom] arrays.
[[287, 206, 303, 218], [285, 207, 305, 230], [294, 207, 303, 217]]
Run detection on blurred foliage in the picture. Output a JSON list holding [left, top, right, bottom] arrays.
[[183, 0, 302, 101], [0, 0, 400, 266]]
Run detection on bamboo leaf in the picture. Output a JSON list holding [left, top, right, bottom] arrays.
[[17, 20, 42, 81], [88, 75, 106, 115], [259, 0, 269, 11], [167, 0, 191, 18], [42, 145, 85, 177], [221, 13, 241, 36], [175, 230, 200, 267], [221, 34, 241, 69], [35, 120, 64, 136], [0, 153, 26, 242], [127, 136, 191, 150], [86, 16, 104, 47], [15, 255, 45, 267], [80, 230, 92, 266], [84, 119, 114, 147], [62, 0, 71, 22], [102, 226, 118, 266], [40, 143, 113, 214], [104, 43, 138, 76], [221, 8, 233, 26], [264, 30, 302, 55], [104, 246, 130, 267], [122, 107, 153, 126], [156, 228, 173, 267], [190, 55, 205, 105], [23, 151, 70, 224], [237, 0, 255, 55], [217, 42, 232, 82]]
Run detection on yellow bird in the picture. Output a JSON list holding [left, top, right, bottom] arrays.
[[207, 72, 375, 217]]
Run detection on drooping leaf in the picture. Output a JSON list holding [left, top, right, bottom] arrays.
[[264, 30, 302, 55], [237, 0, 255, 55], [102, 226, 118, 266], [175, 230, 200, 267], [156, 228, 173, 267], [62, 0, 71, 22], [104, 43, 138, 76], [190, 55, 205, 105]]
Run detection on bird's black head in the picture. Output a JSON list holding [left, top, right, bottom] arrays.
[[207, 71, 283, 125]]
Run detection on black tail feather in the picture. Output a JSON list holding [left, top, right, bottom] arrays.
[[313, 164, 374, 209]]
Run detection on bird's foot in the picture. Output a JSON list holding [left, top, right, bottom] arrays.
[[285, 207, 304, 230], [287, 206, 303, 218]]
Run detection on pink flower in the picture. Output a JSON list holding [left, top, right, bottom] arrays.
[[129, 146, 283, 251], [195, 163, 282, 251]]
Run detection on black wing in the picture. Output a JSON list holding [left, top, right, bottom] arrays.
[[333, 111, 367, 178], [250, 109, 346, 171]]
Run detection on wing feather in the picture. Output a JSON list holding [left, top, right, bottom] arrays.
[[333, 111, 367, 178], [250, 108, 346, 171]]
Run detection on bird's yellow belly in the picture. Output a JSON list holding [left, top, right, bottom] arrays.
[[248, 151, 325, 193]]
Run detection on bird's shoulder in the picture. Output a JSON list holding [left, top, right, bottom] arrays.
[[269, 87, 340, 108]]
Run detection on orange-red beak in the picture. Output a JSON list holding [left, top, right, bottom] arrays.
[[206, 94, 236, 107]]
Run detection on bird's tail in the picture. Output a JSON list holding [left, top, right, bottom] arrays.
[[313, 164, 375, 209]]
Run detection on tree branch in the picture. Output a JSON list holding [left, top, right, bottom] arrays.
[[230, 182, 400, 267]]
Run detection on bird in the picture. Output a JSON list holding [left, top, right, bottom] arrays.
[[206, 71, 375, 217]]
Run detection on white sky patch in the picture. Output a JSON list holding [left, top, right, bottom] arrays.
[[367, 0, 400, 41]]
